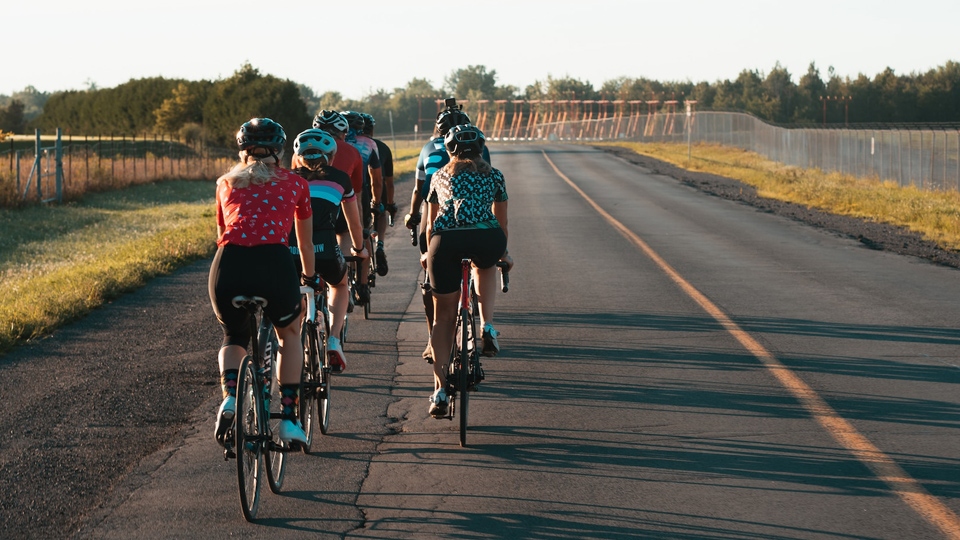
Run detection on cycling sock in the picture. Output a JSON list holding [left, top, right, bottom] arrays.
[[377, 240, 384, 250], [280, 384, 299, 421], [221, 369, 238, 398]]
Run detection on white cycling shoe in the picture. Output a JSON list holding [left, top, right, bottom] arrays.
[[215, 395, 236, 447], [277, 419, 307, 445]]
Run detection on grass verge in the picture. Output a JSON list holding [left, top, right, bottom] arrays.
[[0, 181, 216, 355], [600, 141, 960, 252]]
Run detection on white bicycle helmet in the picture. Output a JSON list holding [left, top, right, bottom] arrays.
[[294, 129, 337, 164], [313, 110, 349, 134]]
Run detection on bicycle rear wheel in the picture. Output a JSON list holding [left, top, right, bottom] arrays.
[[299, 322, 320, 453], [457, 307, 470, 447], [235, 357, 262, 521], [318, 362, 332, 435], [260, 322, 286, 493]]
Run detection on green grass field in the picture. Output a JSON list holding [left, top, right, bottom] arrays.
[[0, 181, 217, 354]]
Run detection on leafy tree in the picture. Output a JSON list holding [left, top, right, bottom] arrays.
[[445, 65, 498, 100], [154, 81, 211, 135], [201, 63, 310, 149]]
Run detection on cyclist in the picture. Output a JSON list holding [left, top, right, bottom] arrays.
[[404, 98, 491, 364], [421, 123, 513, 417], [288, 128, 368, 373], [342, 110, 382, 306], [209, 118, 315, 446], [361, 112, 396, 276], [313, 110, 366, 307]]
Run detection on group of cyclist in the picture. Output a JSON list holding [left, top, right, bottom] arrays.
[[207, 98, 513, 450]]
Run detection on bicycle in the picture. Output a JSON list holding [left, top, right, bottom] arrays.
[[345, 253, 372, 321], [226, 296, 295, 521], [364, 230, 379, 317], [442, 259, 510, 447], [298, 281, 332, 450]]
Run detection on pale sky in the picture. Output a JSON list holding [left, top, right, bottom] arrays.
[[5, 0, 958, 100]]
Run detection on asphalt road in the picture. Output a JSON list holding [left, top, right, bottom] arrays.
[[2, 144, 959, 539]]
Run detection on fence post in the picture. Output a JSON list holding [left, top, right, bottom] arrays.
[[56, 127, 63, 203], [35, 128, 41, 200]]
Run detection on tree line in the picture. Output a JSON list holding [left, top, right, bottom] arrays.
[[2, 60, 958, 147]]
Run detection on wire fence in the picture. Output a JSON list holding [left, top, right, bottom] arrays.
[[0, 133, 235, 206], [515, 111, 960, 192]]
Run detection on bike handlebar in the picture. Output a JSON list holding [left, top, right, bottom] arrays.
[[496, 261, 510, 293]]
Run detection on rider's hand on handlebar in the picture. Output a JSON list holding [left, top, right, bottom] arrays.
[[301, 272, 323, 291], [499, 252, 514, 272], [404, 212, 421, 230]]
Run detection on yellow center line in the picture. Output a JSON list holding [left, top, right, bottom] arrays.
[[542, 150, 960, 539]]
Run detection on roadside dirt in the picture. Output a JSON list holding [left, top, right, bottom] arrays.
[[596, 145, 960, 270]]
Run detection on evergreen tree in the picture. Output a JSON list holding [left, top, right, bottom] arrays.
[[0, 99, 26, 133]]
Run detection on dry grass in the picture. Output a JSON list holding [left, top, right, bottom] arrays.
[[602, 141, 960, 251]]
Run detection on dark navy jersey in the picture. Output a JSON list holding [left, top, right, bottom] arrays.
[[373, 138, 393, 178]]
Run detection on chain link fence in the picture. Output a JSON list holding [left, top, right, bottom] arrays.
[[518, 111, 960, 192]]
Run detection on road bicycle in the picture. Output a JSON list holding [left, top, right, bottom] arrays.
[[298, 282, 332, 450], [364, 232, 378, 319], [226, 296, 294, 521], [342, 255, 364, 340], [345, 251, 372, 321], [442, 259, 509, 447]]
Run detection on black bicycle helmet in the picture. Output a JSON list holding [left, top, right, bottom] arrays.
[[294, 128, 337, 164], [341, 110, 366, 132], [444, 124, 485, 157], [313, 110, 349, 134], [436, 107, 471, 137], [236, 118, 286, 152], [360, 113, 375, 134]]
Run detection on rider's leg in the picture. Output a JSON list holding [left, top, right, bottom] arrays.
[[430, 290, 458, 391], [328, 276, 349, 338], [473, 265, 498, 330]]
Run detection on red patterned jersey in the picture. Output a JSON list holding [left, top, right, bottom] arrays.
[[216, 168, 313, 247]]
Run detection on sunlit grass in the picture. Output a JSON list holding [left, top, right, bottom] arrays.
[[600, 141, 960, 252], [0, 181, 217, 354]]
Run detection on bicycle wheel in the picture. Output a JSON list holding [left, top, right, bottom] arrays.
[[318, 356, 332, 435], [363, 294, 371, 320], [260, 323, 286, 494], [458, 307, 471, 447], [299, 322, 319, 453], [235, 357, 262, 521]]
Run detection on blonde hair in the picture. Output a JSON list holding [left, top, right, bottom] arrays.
[[217, 150, 285, 189]]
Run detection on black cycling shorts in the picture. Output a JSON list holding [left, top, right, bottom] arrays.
[[426, 228, 507, 295], [209, 244, 303, 348]]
